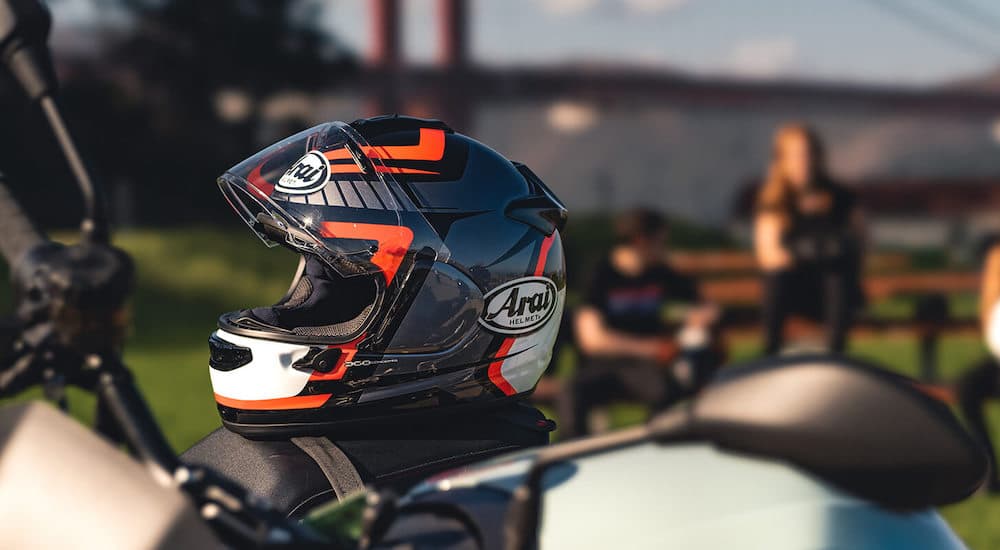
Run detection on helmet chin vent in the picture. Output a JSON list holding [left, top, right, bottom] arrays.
[[208, 333, 253, 371]]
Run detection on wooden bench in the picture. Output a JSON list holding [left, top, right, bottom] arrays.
[[698, 271, 979, 304], [531, 251, 974, 417], [670, 250, 981, 383], [670, 251, 914, 277]]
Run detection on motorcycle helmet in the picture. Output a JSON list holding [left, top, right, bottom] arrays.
[[210, 115, 567, 436]]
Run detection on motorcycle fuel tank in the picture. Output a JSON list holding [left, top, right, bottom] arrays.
[[395, 441, 967, 550]]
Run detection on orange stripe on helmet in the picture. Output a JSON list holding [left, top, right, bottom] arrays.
[[308, 335, 367, 381], [324, 128, 446, 162], [488, 234, 558, 396], [534, 234, 555, 276], [214, 393, 331, 410], [327, 165, 439, 175], [246, 163, 275, 195], [318, 221, 414, 284], [488, 337, 518, 396]]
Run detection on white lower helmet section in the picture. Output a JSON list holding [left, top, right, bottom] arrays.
[[499, 289, 566, 394], [209, 329, 313, 401]]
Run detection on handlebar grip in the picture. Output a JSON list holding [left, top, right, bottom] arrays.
[[0, 174, 45, 265]]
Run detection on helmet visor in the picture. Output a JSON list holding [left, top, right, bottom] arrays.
[[219, 122, 432, 278]]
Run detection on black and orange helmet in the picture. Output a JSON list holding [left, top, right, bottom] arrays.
[[211, 115, 567, 437]]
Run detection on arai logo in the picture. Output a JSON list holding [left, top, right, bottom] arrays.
[[479, 276, 558, 335], [276, 150, 329, 194]]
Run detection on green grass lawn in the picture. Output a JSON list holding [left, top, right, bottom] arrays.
[[4, 227, 999, 547]]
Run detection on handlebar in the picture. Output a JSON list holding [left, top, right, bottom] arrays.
[[0, 174, 44, 265], [0, 171, 306, 544], [0, 173, 327, 548], [0, 2, 329, 541]]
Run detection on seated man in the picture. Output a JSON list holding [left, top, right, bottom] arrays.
[[559, 208, 720, 438]]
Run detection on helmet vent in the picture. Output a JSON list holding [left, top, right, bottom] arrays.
[[350, 115, 453, 140]]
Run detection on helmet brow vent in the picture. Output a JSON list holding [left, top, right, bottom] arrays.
[[349, 115, 453, 140]]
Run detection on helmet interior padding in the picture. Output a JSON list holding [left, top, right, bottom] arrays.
[[241, 255, 379, 339]]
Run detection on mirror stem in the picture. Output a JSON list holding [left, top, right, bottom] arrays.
[[647, 406, 694, 441], [504, 425, 652, 550], [38, 95, 108, 244]]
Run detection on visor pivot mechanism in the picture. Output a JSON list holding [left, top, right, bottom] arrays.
[[294, 348, 343, 374]]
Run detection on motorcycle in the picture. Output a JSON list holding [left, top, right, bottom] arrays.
[[335, 355, 987, 550], [0, 1, 989, 549]]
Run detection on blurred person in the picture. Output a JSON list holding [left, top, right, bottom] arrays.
[[754, 123, 865, 355], [559, 208, 721, 438], [957, 238, 1000, 492]]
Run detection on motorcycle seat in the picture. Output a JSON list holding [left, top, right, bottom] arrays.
[[181, 402, 553, 517]]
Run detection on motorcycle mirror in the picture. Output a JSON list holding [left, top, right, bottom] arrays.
[[0, 0, 108, 243], [0, 0, 56, 100], [506, 355, 989, 550], [650, 354, 989, 509]]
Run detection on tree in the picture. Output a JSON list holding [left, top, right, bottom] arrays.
[[0, 0, 358, 227]]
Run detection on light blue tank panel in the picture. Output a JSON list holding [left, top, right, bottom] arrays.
[[536, 443, 965, 550]]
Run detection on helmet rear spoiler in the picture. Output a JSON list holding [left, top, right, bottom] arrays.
[[507, 162, 568, 235]]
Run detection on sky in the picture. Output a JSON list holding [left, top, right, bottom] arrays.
[[49, 0, 1000, 87], [320, 0, 1000, 86]]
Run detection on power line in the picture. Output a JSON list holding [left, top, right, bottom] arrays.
[[927, 0, 1000, 36], [861, 0, 1000, 59]]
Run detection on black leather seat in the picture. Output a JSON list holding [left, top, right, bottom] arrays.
[[181, 403, 554, 517]]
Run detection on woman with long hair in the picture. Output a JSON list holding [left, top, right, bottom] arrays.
[[754, 123, 865, 354]]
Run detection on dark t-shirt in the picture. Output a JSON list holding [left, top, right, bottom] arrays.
[[759, 180, 865, 309], [780, 181, 860, 270], [584, 257, 700, 336]]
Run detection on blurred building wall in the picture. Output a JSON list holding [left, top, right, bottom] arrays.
[[272, 91, 1000, 229]]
